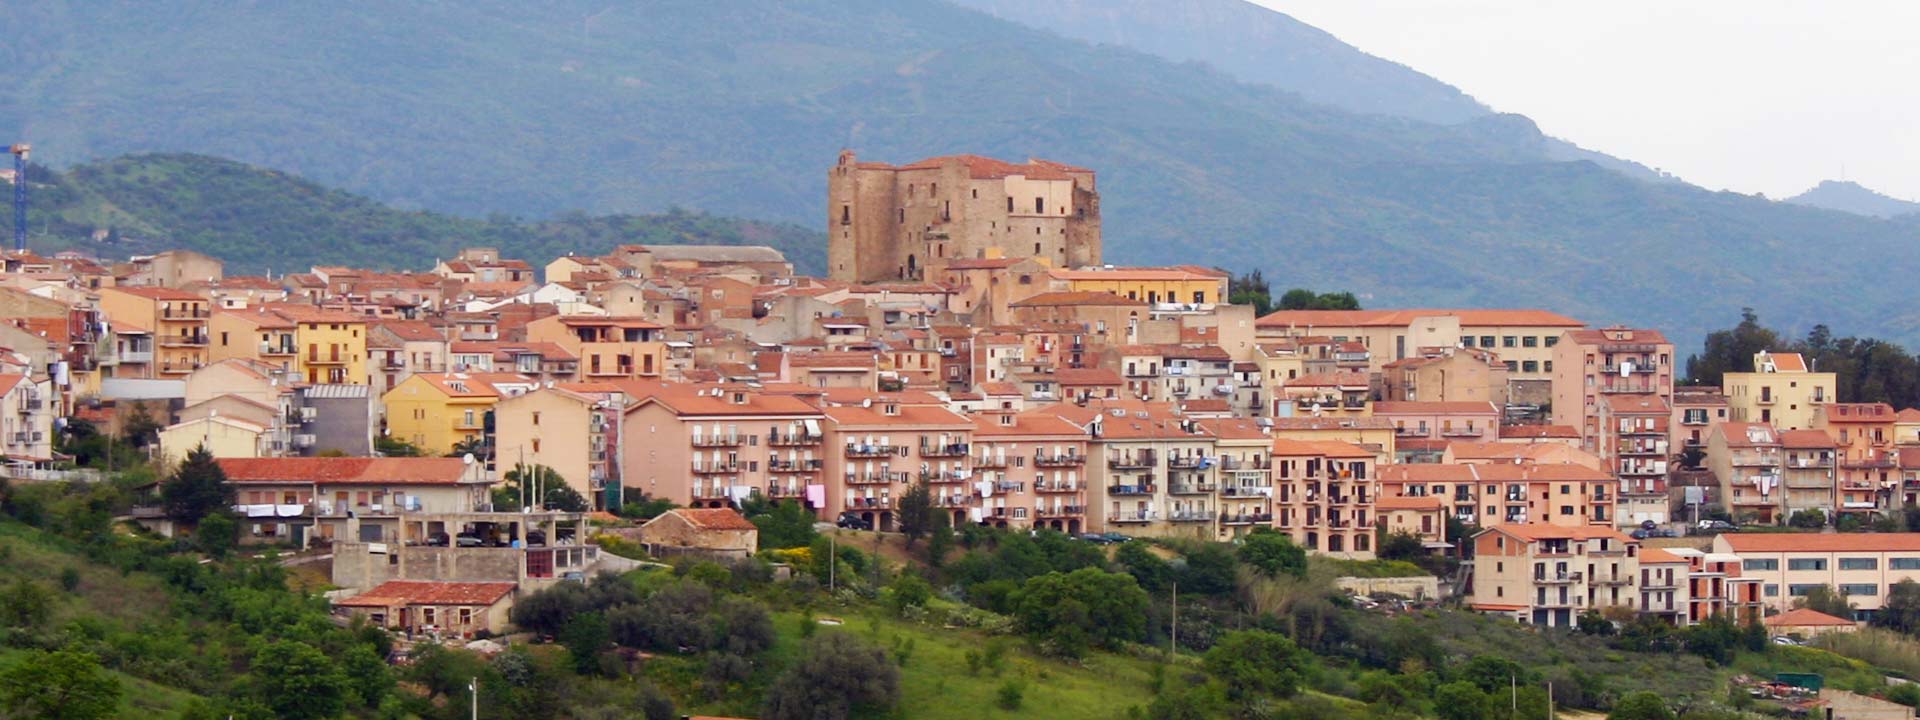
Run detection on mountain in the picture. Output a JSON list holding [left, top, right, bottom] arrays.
[[24, 153, 824, 274], [6, 0, 1920, 348], [943, 0, 1491, 125], [1785, 180, 1920, 219]]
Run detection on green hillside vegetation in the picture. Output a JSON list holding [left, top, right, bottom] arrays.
[[8, 1, 1920, 346], [21, 153, 825, 275]]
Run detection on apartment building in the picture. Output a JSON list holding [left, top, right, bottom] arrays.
[[1376, 495, 1449, 547], [1670, 386, 1729, 454], [1276, 371, 1371, 419], [99, 286, 212, 378], [493, 385, 628, 510], [1664, 548, 1765, 625], [1199, 418, 1275, 539], [1379, 346, 1510, 406], [1723, 351, 1836, 430], [214, 456, 488, 546], [1550, 327, 1674, 457], [1707, 422, 1785, 525], [525, 315, 667, 381], [1598, 394, 1672, 518], [1637, 548, 1693, 625], [1255, 308, 1583, 405], [1374, 401, 1500, 443], [623, 387, 829, 513], [382, 372, 538, 454], [1378, 463, 1615, 529], [1074, 404, 1217, 537], [1271, 439, 1377, 558], [1779, 429, 1838, 520], [210, 304, 369, 384], [1471, 524, 1642, 628], [1715, 533, 1920, 620], [1813, 403, 1899, 514], [827, 152, 1100, 283], [0, 373, 54, 462], [821, 400, 973, 531], [969, 411, 1090, 534], [1047, 266, 1227, 306]]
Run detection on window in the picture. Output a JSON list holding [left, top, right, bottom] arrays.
[[1522, 360, 1539, 373], [1505, 361, 1518, 372], [1840, 583, 1879, 596], [1480, 335, 1495, 347], [1545, 336, 1558, 347], [1788, 558, 1827, 571], [1035, 197, 1045, 213], [1461, 336, 1475, 347], [1787, 584, 1821, 597], [1764, 584, 1779, 597], [1502, 336, 1518, 348], [1743, 559, 1779, 571], [1839, 558, 1879, 571], [1544, 361, 1553, 373], [1523, 336, 1538, 347], [1891, 558, 1920, 570]]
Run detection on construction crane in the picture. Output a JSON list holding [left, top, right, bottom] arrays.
[[8, 143, 26, 253]]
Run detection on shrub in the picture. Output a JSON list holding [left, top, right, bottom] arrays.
[[996, 679, 1025, 710], [762, 632, 900, 720]]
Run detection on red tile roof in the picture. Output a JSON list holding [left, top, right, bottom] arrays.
[[1499, 425, 1581, 440], [1255, 308, 1584, 329], [335, 581, 515, 608], [1764, 608, 1855, 628], [1010, 291, 1144, 308], [1485, 522, 1633, 543], [1720, 533, 1920, 553], [667, 508, 759, 531], [215, 457, 472, 485], [895, 154, 1089, 181], [1373, 401, 1499, 415]]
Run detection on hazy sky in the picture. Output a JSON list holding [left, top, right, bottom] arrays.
[[1259, 1, 1920, 202]]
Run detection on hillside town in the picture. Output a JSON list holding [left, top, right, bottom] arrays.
[[6, 151, 1920, 648]]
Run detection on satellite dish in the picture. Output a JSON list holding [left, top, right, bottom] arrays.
[[862, 398, 872, 408], [463, 453, 476, 465]]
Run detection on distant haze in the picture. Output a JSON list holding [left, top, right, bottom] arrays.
[[1262, 1, 1920, 202]]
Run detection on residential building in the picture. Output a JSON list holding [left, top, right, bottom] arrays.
[[821, 400, 973, 531], [827, 152, 1100, 283], [1670, 386, 1729, 457], [1046, 266, 1227, 306], [1072, 404, 1216, 538], [1200, 418, 1275, 539], [1471, 523, 1641, 628], [382, 372, 537, 454], [1374, 401, 1500, 443], [333, 581, 517, 638], [969, 411, 1090, 534], [525, 315, 667, 381], [1780, 429, 1838, 521], [1378, 463, 1615, 529], [1598, 394, 1672, 522], [210, 304, 369, 384], [1271, 439, 1377, 558], [1551, 327, 1674, 457], [0, 373, 54, 461], [623, 387, 828, 513], [1379, 346, 1511, 406], [1813, 403, 1899, 514], [1255, 308, 1584, 405], [1723, 351, 1836, 430], [493, 386, 627, 510], [215, 456, 489, 547], [99, 286, 212, 378], [637, 508, 761, 559], [1714, 533, 1920, 621], [1707, 423, 1784, 525]]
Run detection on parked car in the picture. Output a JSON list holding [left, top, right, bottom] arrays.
[[425, 532, 450, 547], [1697, 520, 1738, 533], [454, 534, 485, 548], [1101, 532, 1132, 544], [1630, 529, 1652, 540], [1078, 533, 1114, 544], [835, 512, 873, 531]]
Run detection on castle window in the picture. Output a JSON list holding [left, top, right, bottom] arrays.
[[1034, 243, 1041, 254], [898, 208, 905, 222], [841, 205, 850, 224], [972, 188, 979, 199], [1007, 197, 1014, 212], [1035, 197, 1045, 213]]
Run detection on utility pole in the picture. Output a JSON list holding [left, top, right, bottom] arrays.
[[1510, 674, 1517, 715], [1170, 580, 1179, 654], [829, 534, 837, 591], [468, 676, 478, 720]]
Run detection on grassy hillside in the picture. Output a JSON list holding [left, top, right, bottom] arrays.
[[8, 1, 1920, 345], [24, 153, 825, 274]]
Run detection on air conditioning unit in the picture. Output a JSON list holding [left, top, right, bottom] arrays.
[[293, 434, 316, 448], [300, 407, 317, 421]]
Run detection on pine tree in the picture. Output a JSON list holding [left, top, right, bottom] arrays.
[[161, 444, 234, 526]]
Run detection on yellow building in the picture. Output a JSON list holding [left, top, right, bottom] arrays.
[[381, 372, 537, 454], [157, 415, 267, 466], [1723, 351, 1837, 430], [1047, 266, 1229, 306], [525, 315, 667, 381], [210, 305, 369, 384], [98, 286, 212, 378]]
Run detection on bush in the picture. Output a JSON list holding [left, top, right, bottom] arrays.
[[887, 572, 933, 614], [1203, 630, 1308, 700], [1238, 530, 1308, 579], [762, 632, 901, 720], [1010, 568, 1149, 657], [1610, 691, 1676, 720], [995, 679, 1025, 710], [1788, 508, 1826, 529]]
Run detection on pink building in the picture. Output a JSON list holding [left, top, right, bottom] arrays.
[[1374, 401, 1501, 443]]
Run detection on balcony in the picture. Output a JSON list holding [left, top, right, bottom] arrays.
[[1168, 510, 1215, 523], [1598, 385, 1657, 394], [1394, 426, 1429, 438], [691, 484, 741, 500], [1440, 427, 1484, 438], [1592, 575, 1632, 586], [1033, 481, 1079, 493], [1168, 483, 1218, 495], [1108, 454, 1155, 470], [846, 496, 894, 510], [768, 459, 823, 473], [919, 470, 968, 483], [1602, 364, 1658, 375], [1221, 513, 1273, 525], [117, 349, 153, 364], [1221, 485, 1272, 498], [933, 495, 971, 508], [920, 442, 969, 458], [692, 435, 742, 448], [769, 432, 823, 446], [691, 461, 741, 474], [1110, 511, 1156, 523], [1108, 484, 1156, 496], [159, 308, 210, 320], [1035, 505, 1085, 519], [1167, 455, 1208, 470], [1534, 572, 1583, 584], [846, 471, 907, 485], [158, 360, 205, 374], [1218, 457, 1268, 471], [766, 484, 805, 499], [1034, 453, 1084, 467], [845, 443, 898, 458], [159, 332, 210, 347], [974, 455, 1010, 469], [261, 342, 297, 356]]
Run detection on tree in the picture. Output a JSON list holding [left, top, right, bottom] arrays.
[[1872, 579, 1920, 635], [898, 480, 934, 547], [762, 632, 901, 720], [497, 463, 586, 512], [0, 579, 52, 631], [1115, 540, 1173, 595], [197, 510, 238, 557], [887, 572, 932, 614], [1787, 508, 1826, 529], [1229, 270, 1274, 316], [1277, 288, 1361, 311], [122, 403, 163, 448], [1238, 530, 1308, 579], [561, 612, 613, 675], [1609, 691, 1676, 720], [925, 512, 954, 568], [251, 640, 349, 720], [1576, 610, 1616, 636], [1010, 568, 1149, 657], [373, 433, 425, 457], [511, 582, 591, 637], [1203, 630, 1307, 701], [1793, 584, 1856, 619], [1178, 541, 1240, 594], [746, 498, 818, 550], [340, 643, 394, 709], [1376, 530, 1426, 562], [1432, 681, 1493, 720], [161, 445, 234, 526], [1685, 308, 1779, 385], [0, 649, 122, 720], [710, 595, 775, 656]]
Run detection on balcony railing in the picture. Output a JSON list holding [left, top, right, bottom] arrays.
[[261, 342, 297, 356], [1108, 454, 1156, 470], [846, 496, 893, 510], [1168, 483, 1218, 495], [691, 461, 741, 474], [692, 435, 742, 448], [1222, 485, 1272, 497], [1168, 511, 1215, 523], [769, 432, 823, 446], [1167, 455, 1208, 470], [845, 444, 897, 458], [1110, 511, 1156, 523], [1035, 453, 1084, 467], [919, 470, 968, 483], [768, 459, 823, 473], [767, 484, 805, 499], [1035, 505, 1085, 518], [845, 471, 908, 485], [1221, 513, 1274, 525], [1108, 484, 1155, 496], [974, 455, 1010, 468], [919, 442, 969, 458]]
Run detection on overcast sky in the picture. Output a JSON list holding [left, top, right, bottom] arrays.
[[1259, 1, 1920, 202]]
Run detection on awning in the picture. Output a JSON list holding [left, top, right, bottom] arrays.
[[802, 419, 822, 436]]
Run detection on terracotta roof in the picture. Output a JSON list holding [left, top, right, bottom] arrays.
[[1897, 409, 1920, 423], [1602, 394, 1670, 414], [789, 352, 879, 370], [1563, 327, 1671, 347], [1255, 308, 1584, 329], [1375, 495, 1445, 511], [105, 286, 207, 301], [665, 508, 759, 531], [0, 374, 25, 396], [1764, 608, 1855, 628], [1195, 418, 1267, 440], [1484, 522, 1634, 543], [1638, 547, 1688, 564], [1010, 291, 1144, 308], [1049, 267, 1227, 282], [1778, 429, 1836, 449], [1268, 417, 1395, 430], [1499, 425, 1581, 439], [1822, 403, 1896, 422], [335, 581, 515, 608], [1720, 533, 1920, 553], [1379, 463, 1611, 483], [1270, 439, 1374, 458], [1053, 368, 1123, 386], [1373, 401, 1499, 415], [970, 413, 1085, 437], [215, 457, 472, 485], [1715, 422, 1780, 448], [1766, 352, 1809, 372]]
